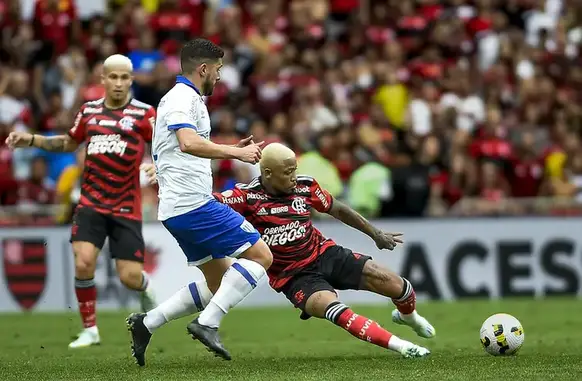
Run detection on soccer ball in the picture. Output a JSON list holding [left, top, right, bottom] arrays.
[[479, 313, 524, 356]]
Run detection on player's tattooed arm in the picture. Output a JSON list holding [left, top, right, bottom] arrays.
[[328, 200, 382, 239], [5, 132, 79, 152], [33, 134, 79, 152], [328, 200, 403, 250]]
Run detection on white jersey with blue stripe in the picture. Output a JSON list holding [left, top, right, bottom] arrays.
[[152, 76, 214, 221]]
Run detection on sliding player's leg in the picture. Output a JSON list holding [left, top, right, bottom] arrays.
[[358, 260, 435, 338], [282, 269, 429, 358]]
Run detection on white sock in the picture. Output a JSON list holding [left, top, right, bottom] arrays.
[[139, 271, 150, 291], [401, 310, 419, 323], [143, 280, 213, 333], [387, 335, 407, 352], [197, 258, 265, 328]]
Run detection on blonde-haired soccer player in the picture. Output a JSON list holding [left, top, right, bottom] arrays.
[[6, 54, 158, 348]]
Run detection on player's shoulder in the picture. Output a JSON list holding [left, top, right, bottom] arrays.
[[80, 98, 105, 114], [129, 98, 154, 111], [161, 84, 199, 109], [235, 177, 263, 192], [235, 177, 268, 199], [296, 175, 319, 188], [128, 99, 156, 118], [294, 175, 328, 196]]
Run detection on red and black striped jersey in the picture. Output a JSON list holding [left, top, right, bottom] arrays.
[[68, 98, 156, 221], [214, 176, 335, 290]]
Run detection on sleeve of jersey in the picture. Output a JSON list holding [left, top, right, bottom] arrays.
[[67, 108, 86, 144], [310, 179, 334, 213], [213, 188, 247, 214], [166, 93, 198, 131]]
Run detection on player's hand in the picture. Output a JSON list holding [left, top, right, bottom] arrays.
[[373, 231, 403, 251], [140, 163, 157, 184], [235, 135, 259, 148], [236, 141, 265, 164], [5, 131, 33, 149]]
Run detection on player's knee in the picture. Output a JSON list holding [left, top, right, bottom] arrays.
[[118, 268, 142, 290], [241, 239, 273, 270], [72, 242, 99, 278], [305, 291, 338, 319], [360, 260, 403, 296], [73, 251, 96, 277]]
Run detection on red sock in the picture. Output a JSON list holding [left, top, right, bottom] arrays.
[[75, 278, 97, 328], [333, 307, 393, 349], [392, 277, 416, 315]]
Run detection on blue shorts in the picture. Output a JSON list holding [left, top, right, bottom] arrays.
[[162, 200, 261, 266]]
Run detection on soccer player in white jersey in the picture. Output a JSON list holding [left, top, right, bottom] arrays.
[[126, 38, 273, 365]]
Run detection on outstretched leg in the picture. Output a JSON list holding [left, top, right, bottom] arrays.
[[359, 260, 435, 338], [305, 290, 430, 358]]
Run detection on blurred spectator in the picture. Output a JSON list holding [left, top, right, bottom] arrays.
[[7, 156, 55, 225], [55, 146, 84, 224], [347, 161, 390, 218], [32, 0, 80, 56], [297, 132, 343, 198], [34, 110, 76, 184], [383, 135, 440, 217]]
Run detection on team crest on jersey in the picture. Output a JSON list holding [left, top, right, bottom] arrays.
[[2, 238, 47, 310], [119, 116, 136, 131], [291, 198, 307, 213]]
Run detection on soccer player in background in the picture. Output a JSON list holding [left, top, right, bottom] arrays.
[[141, 143, 435, 358], [6, 55, 157, 349], [127, 38, 273, 364]]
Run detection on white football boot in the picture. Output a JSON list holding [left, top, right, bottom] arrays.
[[398, 340, 431, 358], [392, 309, 436, 339], [68, 326, 100, 348]]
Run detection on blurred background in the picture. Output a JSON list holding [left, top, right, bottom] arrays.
[[0, 0, 581, 225]]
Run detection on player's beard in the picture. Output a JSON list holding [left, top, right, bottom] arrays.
[[202, 78, 214, 96]]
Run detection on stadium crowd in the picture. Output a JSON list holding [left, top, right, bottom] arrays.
[[0, 0, 580, 225]]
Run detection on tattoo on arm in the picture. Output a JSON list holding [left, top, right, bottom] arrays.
[[37, 135, 75, 152], [329, 200, 380, 239]]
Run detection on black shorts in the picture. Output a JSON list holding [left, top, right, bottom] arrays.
[[70, 207, 145, 263], [280, 245, 371, 318]]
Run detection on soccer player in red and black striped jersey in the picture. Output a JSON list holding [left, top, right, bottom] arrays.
[[214, 143, 436, 358], [6, 54, 157, 349]]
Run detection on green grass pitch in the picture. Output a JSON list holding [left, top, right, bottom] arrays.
[[0, 298, 581, 380]]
